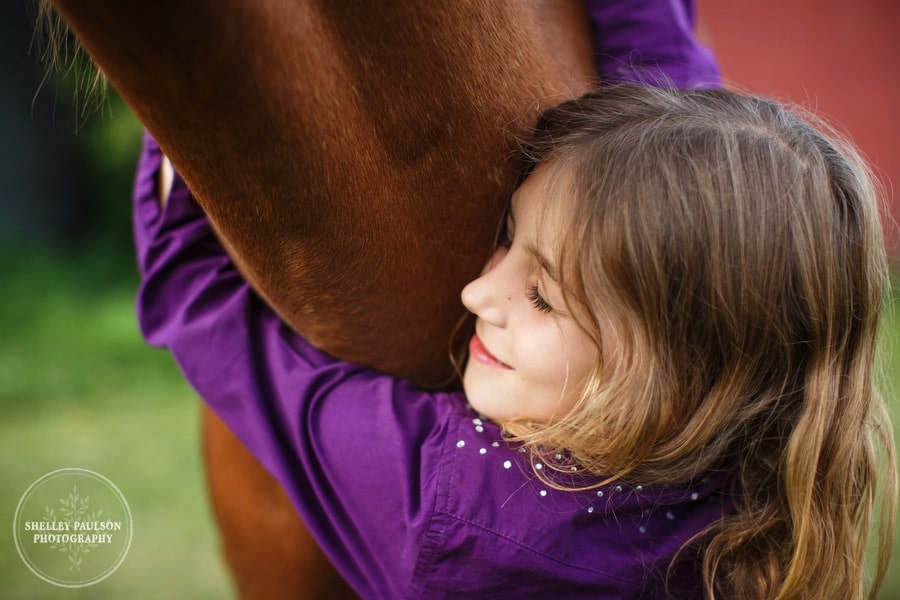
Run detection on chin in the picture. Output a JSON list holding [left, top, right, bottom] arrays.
[[462, 372, 494, 419], [462, 361, 521, 422]]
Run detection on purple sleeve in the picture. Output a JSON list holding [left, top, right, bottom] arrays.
[[586, 0, 720, 88], [132, 134, 460, 598]]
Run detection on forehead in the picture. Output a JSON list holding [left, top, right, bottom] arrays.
[[510, 163, 575, 226], [510, 165, 580, 283]]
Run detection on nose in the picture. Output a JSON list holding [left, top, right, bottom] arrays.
[[461, 245, 510, 327]]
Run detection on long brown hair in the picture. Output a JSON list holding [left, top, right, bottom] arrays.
[[505, 85, 896, 598]]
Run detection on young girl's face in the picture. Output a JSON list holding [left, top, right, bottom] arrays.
[[461, 166, 600, 423]]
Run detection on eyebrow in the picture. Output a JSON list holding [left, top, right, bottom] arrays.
[[507, 203, 560, 283], [528, 244, 560, 283]]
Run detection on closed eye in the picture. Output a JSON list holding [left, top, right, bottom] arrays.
[[528, 284, 553, 313]]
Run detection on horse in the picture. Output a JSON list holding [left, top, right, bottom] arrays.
[[44, 0, 595, 596]]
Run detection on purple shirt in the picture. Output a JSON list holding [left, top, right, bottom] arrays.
[[134, 4, 723, 597], [586, 0, 719, 87]]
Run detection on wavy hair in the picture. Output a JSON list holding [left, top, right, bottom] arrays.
[[503, 85, 896, 599]]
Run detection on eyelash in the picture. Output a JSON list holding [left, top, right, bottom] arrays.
[[528, 284, 553, 313]]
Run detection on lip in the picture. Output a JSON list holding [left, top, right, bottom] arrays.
[[469, 334, 513, 370]]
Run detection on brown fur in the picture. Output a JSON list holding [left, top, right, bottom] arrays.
[[45, 1, 595, 596]]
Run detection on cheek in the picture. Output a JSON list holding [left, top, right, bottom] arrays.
[[539, 326, 598, 395], [519, 324, 587, 387]]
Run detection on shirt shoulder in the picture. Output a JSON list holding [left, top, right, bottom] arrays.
[[410, 415, 724, 598]]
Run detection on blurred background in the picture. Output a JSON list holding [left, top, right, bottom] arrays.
[[0, 1, 234, 598], [1, 0, 898, 598]]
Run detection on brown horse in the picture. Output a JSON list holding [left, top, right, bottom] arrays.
[[46, 1, 595, 597]]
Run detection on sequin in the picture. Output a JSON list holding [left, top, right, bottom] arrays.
[[587, 506, 594, 513], [479, 448, 487, 455], [535, 463, 543, 470], [456, 440, 465, 448], [539, 490, 548, 497], [666, 511, 675, 520], [690, 492, 699, 501], [614, 485, 623, 493], [475, 425, 484, 433], [638, 526, 646, 534], [503, 460, 512, 469], [491, 441, 500, 448], [596, 490, 604, 498], [635, 485, 643, 492], [472, 418, 483, 426]]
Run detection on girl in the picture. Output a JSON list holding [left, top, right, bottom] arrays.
[[134, 85, 895, 598]]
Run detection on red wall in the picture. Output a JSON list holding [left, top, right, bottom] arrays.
[[698, 0, 900, 257]]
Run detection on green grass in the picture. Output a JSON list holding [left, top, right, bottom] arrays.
[[878, 280, 900, 598], [2, 243, 900, 598], [0, 244, 234, 599]]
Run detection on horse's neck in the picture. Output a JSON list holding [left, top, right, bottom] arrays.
[[50, 0, 595, 383]]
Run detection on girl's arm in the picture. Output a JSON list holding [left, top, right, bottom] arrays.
[[133, 133, 461, 598], [587, 0, 720, 88]]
